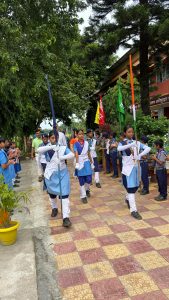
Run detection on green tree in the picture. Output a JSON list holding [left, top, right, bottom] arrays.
[[0, 0, 94, 137], [86, 0, 169, 115]]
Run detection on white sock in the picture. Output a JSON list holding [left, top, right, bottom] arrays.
[[125, 193, 129, 201], [62, 198, 70, 219], [85, 183, 90, 191], [128, 193, 137, 213], [49, 197, 57, 209], [95, 172, 100, 183], [80, 185, 86, 198]]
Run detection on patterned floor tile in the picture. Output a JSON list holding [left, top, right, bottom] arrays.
[[110, 224, 132, 234], [126, 240, 154, 255], [140, 211, 158, 219], [47, 166, 169, 300], [58, 267, 87, 288], [146, 217, 168, 227], [91, 225, 112, 237], [163, 289, 169, 299], [95, 206, 112, 213], [155, 224, 169, 235], [128, 220, 150, 230], [134, 251, 169, 270], [83, 261, 116, 283], [91, 278, 128, 300], [79, 248, 106, 264], [147, 236, 169, 250], [98, 234, 122, 246], [51, 232, 72, 244], [136, 228, 161, 238], [149, 266, 169, 289], [75, 238, 100, 251], [117, 231, 142, 243], [112, 255, 143, 276], [63, 283, 94, 300], [71, 229, 93, 240], [120, 272, 158, 297], [131, 290, 168, 300], [73, 222, 88, 231], [56, 252, 82, 270], [103, 244, 130, 260], [53, 241, 76, 255], [159, 248, 169, 262]]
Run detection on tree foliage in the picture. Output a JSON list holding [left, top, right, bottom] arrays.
[[86, 0, 169, 115], [0, 0, 95, 137]]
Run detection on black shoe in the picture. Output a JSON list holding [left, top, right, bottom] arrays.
[[15, 180, 20, 184], [86, 190, 91, 197], [16, 175, 21, 179], [96, 182, 101, 188], [81, 197, 88, 204], [154, 195, 167, 201], [131, 211, 142, 220], [51, 208, 58, 217], [63, 218, 72, 228], [38, 176, 43, 182], [140, 189, 149, 195], [13, 184, 20, 188], [125, 198, 130, 209]]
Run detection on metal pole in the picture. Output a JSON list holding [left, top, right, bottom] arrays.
[[45, 75, 63, 217]]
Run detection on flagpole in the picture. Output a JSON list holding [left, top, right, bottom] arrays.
[[45, 74, 63, 217], [129, 55, 141, 189]]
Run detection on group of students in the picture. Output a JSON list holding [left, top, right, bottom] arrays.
[[34, 128, 101, 227], [33, 125, 168, 226], [0, 138, 21, 188]]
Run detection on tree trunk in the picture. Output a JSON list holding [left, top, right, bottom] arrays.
[[139, 0, 151, 115]]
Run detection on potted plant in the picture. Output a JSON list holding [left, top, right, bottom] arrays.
[[0, 176, 30, 246]]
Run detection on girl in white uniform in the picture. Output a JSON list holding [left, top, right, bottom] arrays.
[[38, 131, 74, 227], [87, 129, 101, 188], [117, 125, 151, 220]]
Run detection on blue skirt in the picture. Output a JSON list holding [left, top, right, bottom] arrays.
[[122, 166, 139, 193], [45, 168, 70, 196], [76, 161, 92, 177]]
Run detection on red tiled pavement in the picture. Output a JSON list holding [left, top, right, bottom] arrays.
[[47, 168, 169, 300]]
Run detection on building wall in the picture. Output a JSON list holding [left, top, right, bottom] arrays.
[[150, 79, 169, 98]]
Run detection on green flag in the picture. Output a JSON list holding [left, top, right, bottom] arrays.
[[116, 84, 125, 130]]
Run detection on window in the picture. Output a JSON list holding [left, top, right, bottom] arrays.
[[156, 62, 169, 83]]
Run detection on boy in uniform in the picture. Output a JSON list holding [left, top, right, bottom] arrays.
[[152, 139, 167, 201]]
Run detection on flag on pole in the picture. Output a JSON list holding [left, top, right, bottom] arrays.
[[116, 83, 125, 130], [99, 96, 105, 125], [94, 102, 100, 124]]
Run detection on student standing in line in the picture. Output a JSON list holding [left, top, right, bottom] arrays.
[[74, 129, 94, 203], [117, 125, 151, 220], [140, 136, 150, 195], [31, 129, 43, 182], [86, 129, 101, 188], [109, 132, 118, 178], [0, 137, 15, 189], [152, 139, 167, 201], [38, 134, 49, 174], [38, 131, 74, 227]]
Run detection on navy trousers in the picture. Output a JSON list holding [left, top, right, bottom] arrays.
[[140, 161, 149, 191], [110, 151, 118, 176], [156, 168, 167, 198], [105, 153, 111, 173]]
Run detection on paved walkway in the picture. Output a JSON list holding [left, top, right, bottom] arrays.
[[49, 165, 169, 300]]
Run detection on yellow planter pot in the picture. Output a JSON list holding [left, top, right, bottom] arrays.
[[0, 221, 20, 246]]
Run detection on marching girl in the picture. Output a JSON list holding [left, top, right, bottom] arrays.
[[37, 131, 74, 228], [86, 129, 101, 188], [117, 125, 151, 220], [74, 129, 94, 203]]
